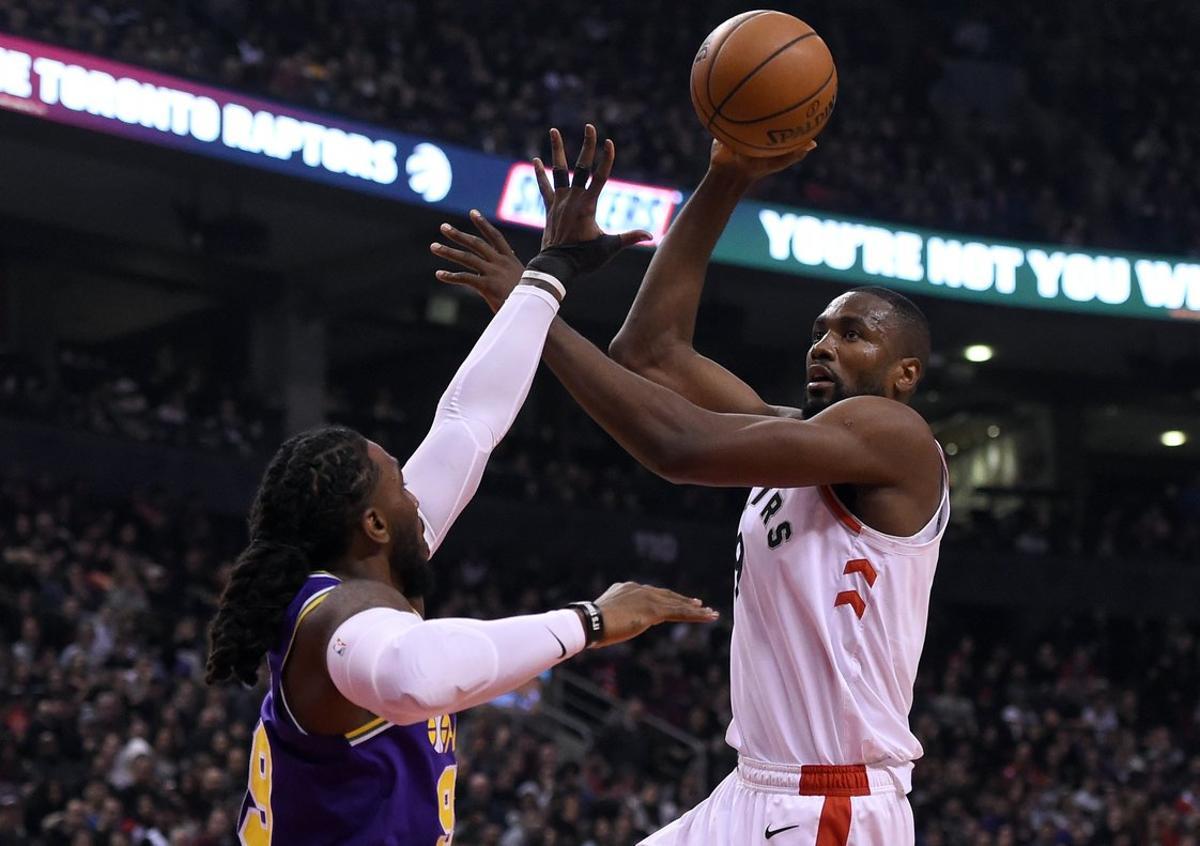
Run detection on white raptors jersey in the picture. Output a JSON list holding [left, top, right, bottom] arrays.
[[726, 471, 949, 777]]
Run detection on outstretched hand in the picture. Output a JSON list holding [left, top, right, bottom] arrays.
[[432, 211, 525, 313], [590, 581, 719, 649], [709, 138, 817, 183], [526, 124, 652, 281], [431, 125, 650, 306]]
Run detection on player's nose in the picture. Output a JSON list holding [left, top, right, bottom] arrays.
[[810, 335, 835, 361]]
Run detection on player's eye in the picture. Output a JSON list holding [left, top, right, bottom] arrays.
[[844, 330, 860, 341]]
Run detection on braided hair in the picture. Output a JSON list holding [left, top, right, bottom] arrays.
[[206, 426, 379, 686]]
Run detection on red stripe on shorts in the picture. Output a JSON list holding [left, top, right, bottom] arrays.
[[798, 764, 870, 797], [814, 796, 852, 846]]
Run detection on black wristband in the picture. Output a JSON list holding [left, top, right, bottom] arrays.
[[526, 235, 624, 285], [525, 249, 576, 284], [567, 601, 604, 646]]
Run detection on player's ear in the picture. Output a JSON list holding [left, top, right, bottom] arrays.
[[361, 507, 390, 545], [893, 357, 922, 395]]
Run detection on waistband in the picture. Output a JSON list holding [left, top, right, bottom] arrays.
[[736, 756, 912, 796]]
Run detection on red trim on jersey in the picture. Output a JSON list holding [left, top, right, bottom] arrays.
[[843, 558, 877, 587], [799, 764, 871, 797], [834, 590, 866, 619], [814, 796, 853, 845], [818, 486, 863, 534]]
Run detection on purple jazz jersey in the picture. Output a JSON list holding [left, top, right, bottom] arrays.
[[236, 573, 458, 845]]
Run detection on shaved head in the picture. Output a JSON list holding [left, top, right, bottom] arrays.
[[803, 287, 931, 417], [848, 286, 931, 369]]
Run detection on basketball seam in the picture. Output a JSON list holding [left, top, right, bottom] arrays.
[[704, 10, 772, 121], [719, 66, 836, 125], [707, 97, 836, 151], [707, 31, 819, 129]]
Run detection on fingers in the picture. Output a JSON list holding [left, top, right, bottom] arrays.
[[660, 607, 721, 623], [642, 586, 718, 621], [575, 124, 597, 168], [655, 593, 720, 623], [617, 229, 654, 248], [550, 127, 569, 171], [532, 158, 554, 209], [649, 586, 703, 605], [572, 124, 597, 190], [429, 240, 483, 272], [548, 128, 571, 194], [439, 222, 492, 257], [469, 210, 517, 256], [587, 138, 615, 199], [434, 269, 481, 287], [788, 139, 818, 165]]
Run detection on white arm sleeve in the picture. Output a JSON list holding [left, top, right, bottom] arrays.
[[402, 285, 559, 557], [326, 606, 586, 726]]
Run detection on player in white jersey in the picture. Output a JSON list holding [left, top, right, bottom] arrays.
[[434, 131, 944, 845]]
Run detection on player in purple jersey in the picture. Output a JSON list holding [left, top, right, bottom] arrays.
[[204, 126, 719, 845]]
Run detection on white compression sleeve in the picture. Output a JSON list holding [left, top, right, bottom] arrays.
[[326, 606, 586, 726], [402, 285, 559, 557]]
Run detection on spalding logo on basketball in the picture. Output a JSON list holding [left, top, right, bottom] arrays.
[[690, 10, 838, 157]]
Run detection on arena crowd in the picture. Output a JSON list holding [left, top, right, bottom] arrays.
[[2, 471, 1198, 845], [2, 1, 1198, 842], [1, 0, 1197, 255]]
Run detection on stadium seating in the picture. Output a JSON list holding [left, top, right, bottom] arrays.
[[2, 472, 1198, 844]]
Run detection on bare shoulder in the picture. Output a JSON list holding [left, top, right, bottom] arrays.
[[812, 396, 940, 477], [282, 579, 414, 733], [810, 396, 931, 438], [298, 579, 415, 652]]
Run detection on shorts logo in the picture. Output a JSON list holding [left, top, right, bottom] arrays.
[[333, 637, 348, 655], [765, 823, 800, 839]]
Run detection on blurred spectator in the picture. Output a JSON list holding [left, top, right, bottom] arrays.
[[1, 0, 1197, 255], [3, 468, 1199, 844], [0, 346, 272, 456]]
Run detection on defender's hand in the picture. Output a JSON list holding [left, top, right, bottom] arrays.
[[432, 211, 525, 313], [709, 138, 817, 184], [590, 582, 719, 649], [528, 125, 652, 280]]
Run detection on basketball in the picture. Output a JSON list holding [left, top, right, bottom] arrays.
[[690, 10, 838, 158]]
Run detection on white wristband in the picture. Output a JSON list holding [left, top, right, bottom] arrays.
[[521, 269, 567, 301]]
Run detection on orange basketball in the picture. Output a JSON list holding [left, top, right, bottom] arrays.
[[690, 10, 838, 158]]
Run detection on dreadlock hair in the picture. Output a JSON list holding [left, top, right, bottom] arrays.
[[849, 286, 932, 369], [206, 425, 379, 686]]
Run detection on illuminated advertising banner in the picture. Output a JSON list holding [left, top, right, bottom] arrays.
[[0, 32, 501, 212], [496, 162, 680, 245], [0, 32, 678, 243], [714, 204, 1200, 321], [1, 32, 1196, 321]]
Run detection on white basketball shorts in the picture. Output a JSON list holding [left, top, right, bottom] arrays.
[[640, 758, 914, 846]]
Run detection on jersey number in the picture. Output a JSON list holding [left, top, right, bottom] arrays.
[[436, 764, 457, 845], [239, 721, 273, 845]]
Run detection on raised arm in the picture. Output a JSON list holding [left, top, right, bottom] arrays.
[[400, 282, 560, 557], [406, 126, 649, 557], [544, 324, 935, 491], [432, 135, 936, 494], [608, 140, 815, 416]]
